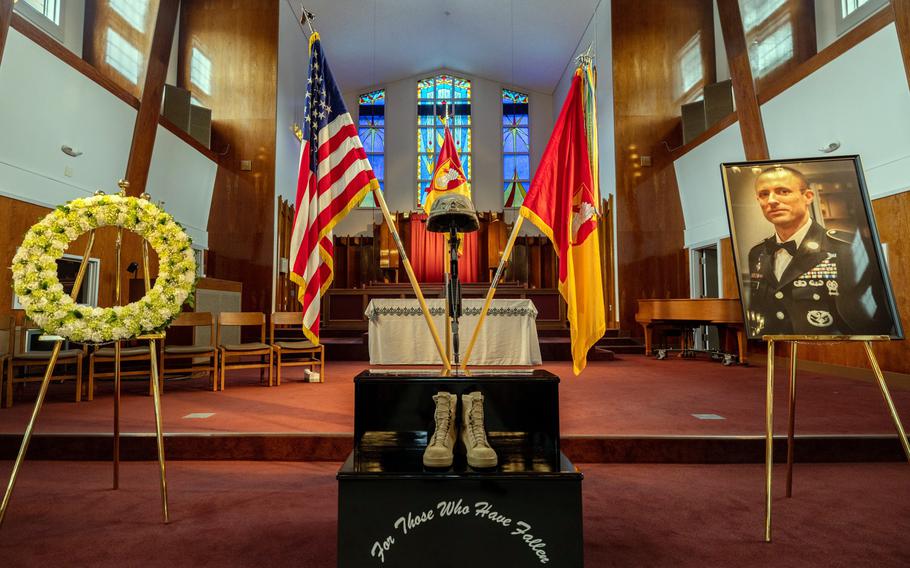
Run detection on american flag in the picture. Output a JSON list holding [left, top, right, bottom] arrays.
[[289, 34, 378, 344]]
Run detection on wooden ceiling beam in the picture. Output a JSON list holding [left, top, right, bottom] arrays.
[[716, 0, 770, 160], [124, 0, 179, 197], [891, 0, 910, 93], [0, 0, 14, 67]]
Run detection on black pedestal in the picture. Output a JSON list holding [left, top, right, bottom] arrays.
[[338, 370, 583, 567]]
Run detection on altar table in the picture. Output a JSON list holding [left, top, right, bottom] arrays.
[[366, 298, 542, 366]]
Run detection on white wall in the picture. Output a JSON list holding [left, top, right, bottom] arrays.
[[145, 126, 216, 247], [552, 0, 615, 203], [673, 122, 745, 247], [0, 29, 135, 205], [273, 0, 310, 308], [0, 27, 217, 246], [332, 68, 554, 237], [674, 22, 910, 248], [762, 24, 910, 200], [551, 0, 618, 307]]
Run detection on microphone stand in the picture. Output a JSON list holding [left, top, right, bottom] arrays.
[[446, 224, 462, 374]]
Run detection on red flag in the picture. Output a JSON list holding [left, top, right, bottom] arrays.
[[423, 123, 471, 214], [520, 70, 605, 374]]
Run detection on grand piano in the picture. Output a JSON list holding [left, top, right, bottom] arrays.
[[635, 298, 746, 364]]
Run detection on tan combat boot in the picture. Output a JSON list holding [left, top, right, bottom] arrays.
[[423, 392, 457, 468], [461, 391, 498, 468]]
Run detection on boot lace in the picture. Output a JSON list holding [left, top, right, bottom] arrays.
[[467, 397, 489, 447], [429, 395, 452, 445]]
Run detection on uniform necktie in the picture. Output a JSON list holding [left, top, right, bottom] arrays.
[[766, 240, 798, 256]]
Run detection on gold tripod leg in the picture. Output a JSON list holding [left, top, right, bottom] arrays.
[[140, 228, 169, 522], [786, 341, 797, 498], [863, 341, 910, 463], [114, 225, 122, 489], [1, 229, 95, 528], [0, 341, 64, 527], [113, 341, 121, 489], [444, 246, 452, 364], [148, 338, 169, 523], [764, 338, 775, 543]]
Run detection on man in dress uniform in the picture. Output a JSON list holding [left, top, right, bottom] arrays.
[[745, 166, 893, 336]]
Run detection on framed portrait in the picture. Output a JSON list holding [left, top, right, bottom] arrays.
[[720, 155, 902, 340]]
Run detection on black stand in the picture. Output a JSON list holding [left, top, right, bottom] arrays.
[[337, 370, 584, 567], [446, 225, 462, 368]]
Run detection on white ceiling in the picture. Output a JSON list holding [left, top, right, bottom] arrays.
[[288, 0, 599, 95]]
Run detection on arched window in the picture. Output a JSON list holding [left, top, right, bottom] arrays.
[[417, 74, 471, 207], [502, 89, 529, 208], [358, 89, 385, 207]]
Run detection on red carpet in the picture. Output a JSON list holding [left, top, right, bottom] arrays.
[[0, 460, 907, 567], [0, 356, 908, 436]]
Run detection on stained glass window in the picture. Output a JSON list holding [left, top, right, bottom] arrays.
[[359, 89, 385, 207], [417, 74, 471, 207], [502, 89, 529, 208]]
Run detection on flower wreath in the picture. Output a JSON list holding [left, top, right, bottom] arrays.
[[11, 194, 197, 343]]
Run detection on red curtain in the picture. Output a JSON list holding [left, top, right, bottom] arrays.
[[409, 214, 479, 283]]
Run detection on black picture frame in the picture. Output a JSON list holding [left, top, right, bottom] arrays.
[[720, 155, 903, 340]]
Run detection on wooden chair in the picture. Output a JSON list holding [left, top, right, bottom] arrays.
[[161, 312, 218, 391], [5, 315, 85, 408], [270, 311, 324, 385], [88, 342, 153, 400], [0, 315, 14, 406], [217, 312, 273, 390]]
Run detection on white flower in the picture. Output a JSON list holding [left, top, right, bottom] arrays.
[[13, 195, 194, 344]]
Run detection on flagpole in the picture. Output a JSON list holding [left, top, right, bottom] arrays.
[[460, 216, 524, 369], [444, 244, 452, 363], [371, 186, 452, 371], [439, 108, 453, 365], [300, 4, 317, 36]]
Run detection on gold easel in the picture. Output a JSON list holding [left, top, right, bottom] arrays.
[[762, 334, 910, 542], [0, 187, 170, 527]]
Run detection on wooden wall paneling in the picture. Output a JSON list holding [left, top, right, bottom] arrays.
[[83, 0, 160, 99], [399, 213, 411, 284], [716, 0, 769, 160], [529, 238, 542, 288], [719, 237, 740, 299], [348, 237, 360, 288], [0, 0, 13, 66], [612, 0, 712, 335], [0, 196, 158, 320], [791, 192, 910, 374], [792, 0, 818, 64], [125, 0, 179, 197], [275, 197, 286, 309], [486, 215, 505, 280], [599, 195, 617, 326], [892, 0, 910, 91], [181, 0, 279, 315]]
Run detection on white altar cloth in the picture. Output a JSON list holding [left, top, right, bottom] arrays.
[[366, 298, 542, 366]]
